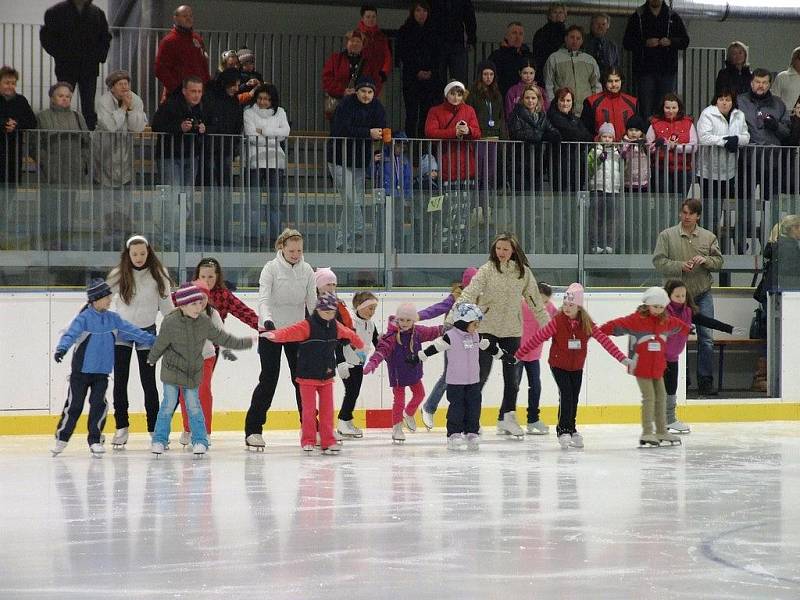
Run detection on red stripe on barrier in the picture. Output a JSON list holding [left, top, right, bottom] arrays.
[[365, 409, 393, 429]]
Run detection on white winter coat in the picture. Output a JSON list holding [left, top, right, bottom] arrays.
[[342, 314, 376, 365], [257, 251, 317, 328], [244, 105, 290, 170], [772, 65, 800, 115], [696, 105, 749, 181], [588, 144, 623, 193]]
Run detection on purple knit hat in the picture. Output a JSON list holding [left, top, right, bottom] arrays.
[[173, 283, 206, 307], [316, 292, 339, 312]]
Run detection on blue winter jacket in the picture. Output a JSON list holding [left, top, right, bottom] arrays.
[[56, 306, 157, 374], [373, 146, 413, 199]]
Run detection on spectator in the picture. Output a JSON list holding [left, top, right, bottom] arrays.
[[504, 58, 548, 118], [620, 114, 651, 192], [356, 5, 392, 96], [396, 1, 440, 139], [772, 47, 800, 112], [35, 82, 89, 186], [328, 76, 387, 251], [507, 85, 560, 191], [771, 214, 800, 291], [531, 3, 567, 84], [424, 80, 481, 182], [206, 68, 244, 185], [543, 25, 601, 117], [787, 95, 800, 193], [428, 0, 476, 84], [322, 30, 379, 120], [466, 61, 504, 189], [40, 0, 112, 130], [488, 21, 532, 97], [588, 122, 623, 254], [582, 67, 638, 141], [373, 131, 413, 249], [646, 92, 697, 196], [584, 13, 621, 74], [218, 50, 240, 74], [653, 198, 723, 396], [623, 0, 690, 119], [0, 66, 37, 184], [151, 76, 211, 187], [237, 47, 263, 97], [714, 41, 752, 97], [154, 5, 210, 99], [93, 70, 147, 188], [696, 89, 749, 232], [244, 83, 290, 248], [547, 86, 593, 191]]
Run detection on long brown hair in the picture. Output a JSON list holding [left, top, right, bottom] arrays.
[[110, 238, 170, 305], [636, 305, 669, 322], [663, 279, 698, 313], [489, 232, 529, 278], [568, 305, 595, 336]]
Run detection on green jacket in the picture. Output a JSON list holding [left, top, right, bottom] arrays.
[[653, 223, 724, 298], [148, 310, 253, 388], [466, 89, 504, 138]]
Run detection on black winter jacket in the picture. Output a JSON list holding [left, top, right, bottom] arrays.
[[488, 44, 533, 97], [40, 0, 112, 75], [547, 105, 593, 142], [0, 93, 37, 183], [622, 2, 689, 76], [532, 21, 566, 82], [396, 19, 440, 85], [429, 0, 476, 46], [508, 105, 561, 145], [328, 95, 387, 168], [151, 90, 213, 159], [714, 63, 753, 97]]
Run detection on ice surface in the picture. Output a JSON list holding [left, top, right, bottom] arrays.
[[0, 423, 798, 599]]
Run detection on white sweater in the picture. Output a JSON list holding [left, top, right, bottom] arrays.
[[107, 266, 173, 328], [257, 252, 317, 328], [343, 314, 376, 365], [243, 105, 290, 170], [696, 106, 749, 181]]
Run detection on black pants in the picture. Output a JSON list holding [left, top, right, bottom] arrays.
[[245, 338, 301, 435], [446, 382, 482, 436], [664, 360, 679, 396], [402, 78, 439, 139], [551, 367, 583, 436], [113, 335, 159, 432], [477, 334, 522, 419], [339, 364, 363, 421], [55, 66, 98, 130], [55, 372, 109, 444]]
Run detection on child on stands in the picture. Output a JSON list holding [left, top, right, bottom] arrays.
[[418, 153, 440, 192], [504, 58, 549, 118], [620, 114, 650, 192], [516, 283, 629, 449], [663, 279, 743, 434], [363, 302, 442, 443], [588, 122, 623, 254], [51, 279, 156, 457], [263, 292, 364, 454], [373, 131, 413, 200], [415, 303, 511, 450], [517, 281, 559, 435], [336, 291, 380, 439], [148, 283, 254, 456], [600, 287, 690, 447]]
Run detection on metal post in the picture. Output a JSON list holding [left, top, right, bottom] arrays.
[[178, 191, 187, 278], [577, 190, 589, 286], [379, 187, 392, 288]]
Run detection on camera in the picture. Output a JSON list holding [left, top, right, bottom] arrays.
[[190, 117, 204, 132]]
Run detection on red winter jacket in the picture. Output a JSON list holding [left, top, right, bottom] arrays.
[[337, 300, 353, 330], [322, 51, 382, 99], [582, 91, 638, 141], [425, 102, 482, 182], [155, 27, 210, 95], [647, 115, 697, 172], [357, 22, 392, 95], [599, 311, 690, 379]]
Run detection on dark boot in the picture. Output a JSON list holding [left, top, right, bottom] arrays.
[[697, 378, 717, 397]]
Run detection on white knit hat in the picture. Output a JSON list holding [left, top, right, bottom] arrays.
[[642, 286, 669, 307], [444, 80, 466, 97]]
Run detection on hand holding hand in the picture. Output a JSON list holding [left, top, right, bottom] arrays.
[[659, 37, 672, 47], [263, 320, 276, 331], [691, 255, 707, 266], [681, 260, 695, 272], [622, 357, 634, 373], [500, 352, 519, 366], [645, 37, 661, 48], [362, 363, 375, 376], [478, 338, 490, 351]]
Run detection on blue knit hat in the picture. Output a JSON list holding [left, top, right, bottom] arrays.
[[86, 278, 112, 302]]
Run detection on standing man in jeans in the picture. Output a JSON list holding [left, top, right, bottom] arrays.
[[653, 199, 724, 396]]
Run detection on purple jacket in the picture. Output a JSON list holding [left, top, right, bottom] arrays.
[[365, 323, 442, 386], [445, 328, 481, 385], [665, 302, 692, 361], [417, 294, 455, 321]]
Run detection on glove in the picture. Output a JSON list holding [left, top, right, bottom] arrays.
[[654, 138, 666, 149], [54, 349, 65, 363], [732, 326, 746, 336], [599, 150, 608, 162], [500, 352, 519, 366], [723, 135, 739, 153], [221, 349, 237, 361], [363, 363, 375, 376], [478, 338, 490, 351], [263, 320, 275, 331], [405, 353, 421, 365], [763, 114, 779, 131], [337, 362, 352, 380]]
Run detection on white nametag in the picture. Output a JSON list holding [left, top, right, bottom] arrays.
[[647, 341, 661, 351], [568, 339, 582, 350]]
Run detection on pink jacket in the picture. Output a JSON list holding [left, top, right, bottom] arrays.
[[504, 82, 549, 118], [517, 300, 558, 361]]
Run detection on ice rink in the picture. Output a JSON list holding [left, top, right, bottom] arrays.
[[1, 422, 798, 599]]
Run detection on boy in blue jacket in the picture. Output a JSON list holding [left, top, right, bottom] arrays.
[[52, 278, 156, 457]]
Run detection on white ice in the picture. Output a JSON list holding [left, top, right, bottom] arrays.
[[0, 423, 798, 599]]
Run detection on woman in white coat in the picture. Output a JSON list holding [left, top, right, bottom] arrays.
[[696, 88, 749, 232], [244, 83, 290, 249], [244, 228, 317, 450]]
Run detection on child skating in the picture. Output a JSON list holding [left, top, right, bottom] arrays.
[[515, 284, 630, 449], [600, 287, 690, 447], [52, 279, 156, 457]]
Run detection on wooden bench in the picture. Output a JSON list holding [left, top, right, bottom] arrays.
[[688, 337, 763, 391]]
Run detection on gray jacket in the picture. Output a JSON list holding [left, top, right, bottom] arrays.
[[653, 223, 723, 298], [736, 91, 790, 146]]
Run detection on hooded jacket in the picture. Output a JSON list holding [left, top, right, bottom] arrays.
[[328, 93, 387, 168], [582, 91, 638, 141], [622, 2, 689, 76], [365, 323, 443, 387]]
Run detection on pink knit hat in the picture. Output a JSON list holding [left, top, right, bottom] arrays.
[[564, 283, 585, 307], [395, 302, 418, 321], [596, 122, 615, 141], [461, 266, 478, 288], [314, 267, 337, 289]]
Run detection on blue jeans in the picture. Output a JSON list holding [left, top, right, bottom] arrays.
[[694, 291, 715, 383], [636, 72, 677, 119], [519, 359, 542, 423], [423, 353, 448, 414], [153, 383, 208, 448]]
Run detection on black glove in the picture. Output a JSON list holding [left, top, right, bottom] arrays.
[[263, 320, 275, 331], [763, 114, 779, 131], [54, 350, 65, 363], [405, 353, 421, 365], [723, 135, 739, 153], [654, 138, 666, 149], [599, 150, 608, 162], [501, 352, 519, 367]]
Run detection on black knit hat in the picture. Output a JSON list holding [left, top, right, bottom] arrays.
[[625, 114, 648, 133], [476, 59, 497, 76], [355, 76, 376, 91], [87, 278, 112, 302], [218, 68, 241, 88]]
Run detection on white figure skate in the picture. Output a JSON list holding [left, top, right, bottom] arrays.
[[465, 433, 480, 451], [421, 409, 435, 430], [403, 413, 417, 432], [179, 431, 191, 447], [51, 440, 68, 456], [192, 443, 207, 457], [151, 442, 165, 456], [447, 433, 465, 450], [337, 419, 363, 439], [656, 431, 682, 446], [245, 434, 266, 452], [569, 432, 584, 448], [497, 412, 524, 439], [558, 433, 571, 449], [89, 443, 106, 457], [392, 424, 406, 444], [111, 427, 129, 449], [667, 420, 691, 434]]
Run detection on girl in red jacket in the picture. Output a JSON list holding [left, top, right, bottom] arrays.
[[646, 93, 697, 195], [424, 80, 481, 182], [264, 292, 364, 454], [515, 283, 629, 449], [600, 287, 691, 447]]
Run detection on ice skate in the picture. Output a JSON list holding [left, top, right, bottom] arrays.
[[639, 433, 660, 447], [421, 409, 435, 430], [569, 432, 584, 448], [321, 445, 341, 455], [89, 443, 106, 457], [392, 423, 406, 444], [192, 443, 207, 457], [302, 445, 315, 453], [403, 413, 417, 432], [558, 433, 571, 449], [667, 420, 691, 434], [51, 440, 68, 456], [447, 433, 465, 450], [245, 434, 266, 452], [111, 427, 128, 449], [465, 433, 480, 451], [151, 442, 165, 456], [497, 412, 524, 439], [526, 420, 549, 435], [179, 431, 191, 447], [656, 431, 682, 446], [337, 419, 363, 439]]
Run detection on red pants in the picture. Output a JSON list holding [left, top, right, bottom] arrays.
[[392, 381, 425, 425], [299, 379, 335, 449], [179, 356, 216, 433]]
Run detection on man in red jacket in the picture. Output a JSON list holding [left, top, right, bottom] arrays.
[[154, 5, 210, 100]]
